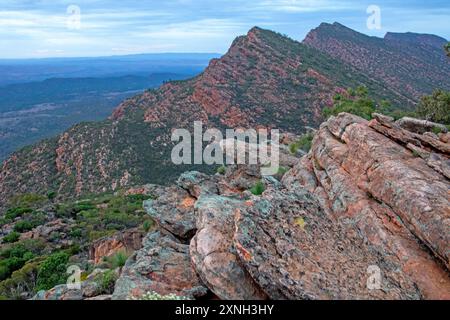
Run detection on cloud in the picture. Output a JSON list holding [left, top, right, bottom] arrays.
[[0, 0, 448, 58]]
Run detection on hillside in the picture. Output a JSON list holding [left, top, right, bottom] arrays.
[[0, 73, 197, 161], [303, 22, 450, 105], [5, 112, 448, 300], [0, 26, 438, 207]]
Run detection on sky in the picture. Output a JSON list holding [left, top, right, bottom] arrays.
[[0, 0, 449, 59]]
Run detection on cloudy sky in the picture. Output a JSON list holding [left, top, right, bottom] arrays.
[[1, 0, 449, 58]]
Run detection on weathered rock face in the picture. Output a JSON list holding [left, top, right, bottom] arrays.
[[234, 186, 423, 299], [90, 229, 144, 265], [113, 113, 449, 300], [282, 113, 450, 299], [191, 194, 267, 300], [143, 186, 197, 240], [112, 231, 208, 300]]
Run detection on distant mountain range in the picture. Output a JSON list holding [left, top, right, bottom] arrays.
[[0, 53, 220, 86], [0, 23, 448, 206], [0, 73, 198, 161]]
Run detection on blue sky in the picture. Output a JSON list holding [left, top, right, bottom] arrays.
[[1, 0, 449, 58]]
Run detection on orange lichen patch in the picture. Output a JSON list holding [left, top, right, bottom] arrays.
[[179, 196, 196, 209], [235, 242, 253, 262], [244, 200, 254, 207]]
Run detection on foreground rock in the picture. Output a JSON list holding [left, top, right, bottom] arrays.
[[283, 113, 450, 299], [113, 113, 449, 300], [234, 186, 423, 299], [112, 231, 208, 300], [191, 194, 267, 300], [143, 186, 197, 240]]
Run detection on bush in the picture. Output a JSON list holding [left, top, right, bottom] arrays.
[[47, 191, 56, 201], [13, 221, 34, 233], [277, 166, 289, 176], [99, 270, 118, 294], [9, 194, 47, 209], [323, 86, 376, 120], [69, 228, 83, 239], [107, 250, 130, 269], [0, 243, 35, 281], [289, 133, 314, 154], [5, 207, 32, 220], [0, 259, 42, 300], [250, 181, 265, 196], [36, 252, 70, 291], [216, 166, 226, 175], [142, 220, 153, 233], [416, 89, 450, 124], [3, 232, 20, 244]]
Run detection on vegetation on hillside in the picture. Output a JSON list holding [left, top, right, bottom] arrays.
[[416, 89, 450, 124], [324, 86, 450, 126], [0, 192, 154, 299]]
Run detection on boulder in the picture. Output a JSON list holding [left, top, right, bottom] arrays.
[[143, 186, 197, 239], [282, 113, 450, 299], [112, 231, 208, 300], [190, 194, 267, 300], [234, 187, 423, 300]]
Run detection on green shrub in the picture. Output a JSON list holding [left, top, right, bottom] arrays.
[[69, 228, 83, 239], [107, 250, 130, 269], [36, 252, 70, 291], [13, 221, 34, 233], [416, 89, 450, 124], [250, 181, 265, 196], [9, 194, 47, 209], [277, 167, 289, 176], [432, 126, 443, 135], [289, 143, 299, 155], [323, 86, 376, 120], [0, 259, 43, 299], [3, 232, 20, 244], [217, 165, 226, 175], [99, 270, 118, 294], [0, 243, 35, 281], [47, 191, 56, 201], [289, 133, 314, 154], [5, 207, 33, 220], [142, 220, 153, 233]]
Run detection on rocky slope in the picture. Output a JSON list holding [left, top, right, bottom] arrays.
[[107, 113, 449, 300], [27, 113, 449, 300], [0, 26, 416, 208], [303, 23, 450, 105]]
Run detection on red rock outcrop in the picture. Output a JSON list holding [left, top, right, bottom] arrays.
[[90, 229, 144, 265], [282, 113, 450, 299]]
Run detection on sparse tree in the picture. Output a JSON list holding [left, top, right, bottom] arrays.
[[416, 89, 450, 124]]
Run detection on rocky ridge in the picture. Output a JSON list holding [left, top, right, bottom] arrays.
[[109, 113, 449, 300], [0, 25, 421, 208]]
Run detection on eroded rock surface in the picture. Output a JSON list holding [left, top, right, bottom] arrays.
[[112, 231, 208, 300], [143, 186, 197, 239], [114, 113, 449, 300], [282, 113, 450, 299], [234, 187, 423, 299], [191, 194, 267, 300]]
